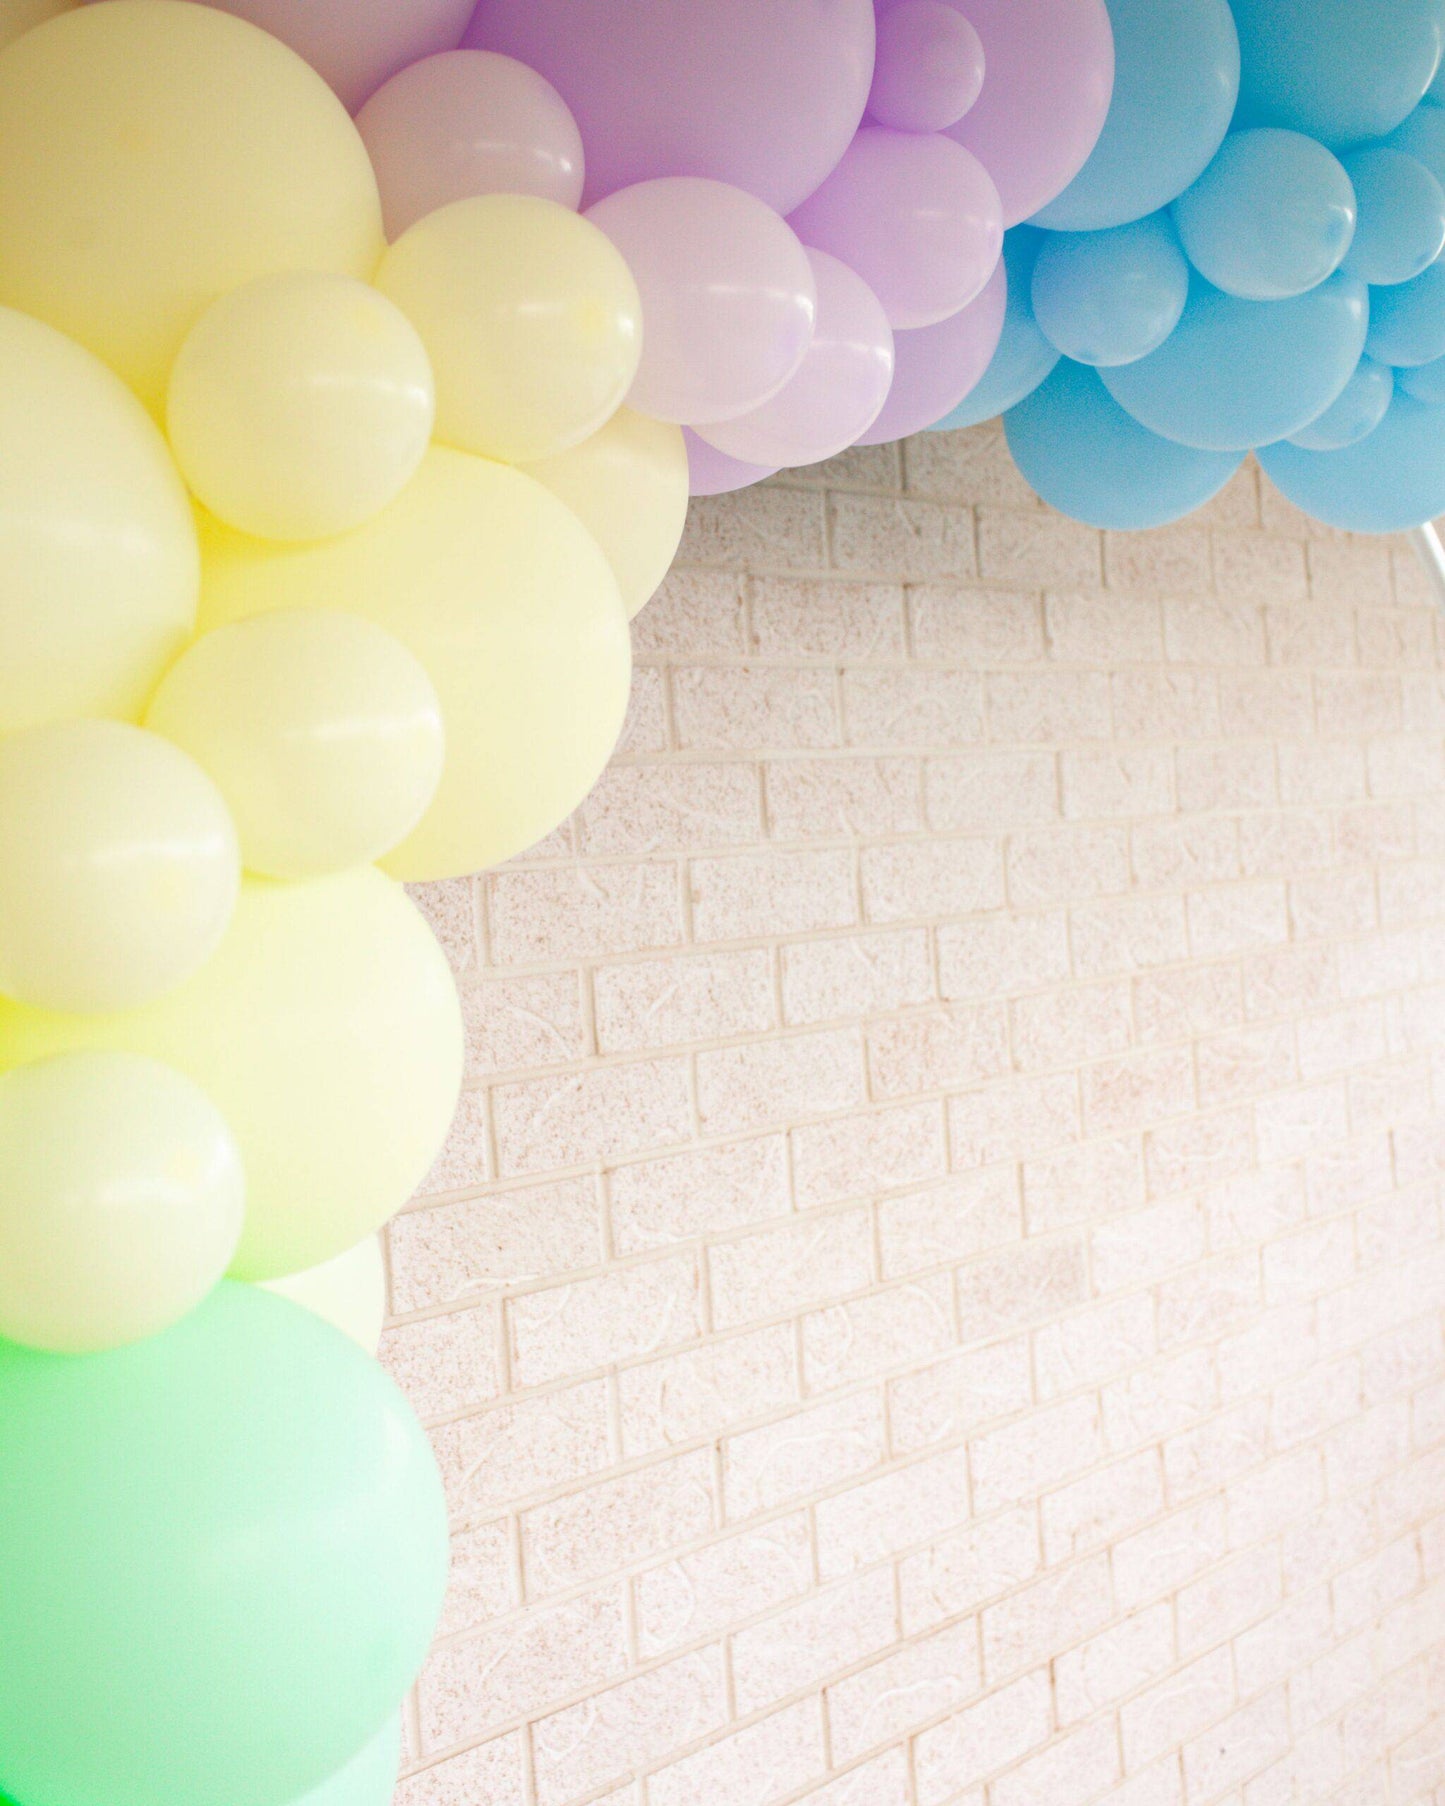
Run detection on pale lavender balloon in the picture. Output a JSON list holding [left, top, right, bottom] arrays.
[[587, 178, 818, 427], [945, 0, 1115, 226], [789, 127, 1002, 330], [182, 0, 476, 112], [869, 0, 986, 133], [465, 0, 876, 216], [695, 251, 894, 469], [356, 52, 584, 240], [856, 253, 1007, 444], [684, 431, 778, 497]]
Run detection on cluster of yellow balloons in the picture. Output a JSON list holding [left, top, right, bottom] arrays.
[[0, 0, 691, 1355]]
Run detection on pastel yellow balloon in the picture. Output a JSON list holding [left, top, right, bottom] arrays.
[[0, 721, 240, 1016], [0, 0, 73, 54], [262, 1236, 386, 1355], [198, 447, 631, 881], [0, 1, 385, 410], [375, 193, 642, 463], [167, 273, 435, 541], [0, 305, 198, 734], [0, 1050, 244, 1353], [146, 609, 445, 879], [524, 408, 689, 619], [0, 868, 463, 1281]]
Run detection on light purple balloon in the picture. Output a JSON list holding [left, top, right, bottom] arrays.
[[869, 0, 986, 133], [464, 0, 876, 216], [788, 126, 1002, 330], [695, 251, 894, 469], [587, 178, 818, 427], [856, 254, 1008, 444], [944, 0, 1115, 226], [181, 0, 476, 112], [684, 431, 778, 497], [356, 52, 585, 240]]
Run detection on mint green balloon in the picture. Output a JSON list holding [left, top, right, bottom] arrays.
[[0, 1284, 447, 1806], [293, 1718, 401, 1806]]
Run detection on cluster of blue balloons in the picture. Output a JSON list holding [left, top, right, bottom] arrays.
[[933, 0, 1445, 536]]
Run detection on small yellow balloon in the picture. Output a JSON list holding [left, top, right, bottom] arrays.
[[0, 305, 198, 734], [0, 721, 240, 1016], [262, 1236, 386, 1354], [0, 868, 463, 1281], [0, 0, 73, 54], [167, 273, 435, 541], [0, 1, 385, 410], [146, 609, 445, 880], [198, 447, 631, 882], [375, 193, 642, 463], [0, 1050, 244, 1354], [524, 408, 690, 619]]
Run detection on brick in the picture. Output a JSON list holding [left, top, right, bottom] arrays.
[[814, 1444, 973, 1578], [696, 1027, 866, 1137], [618, 1325, 798, 1457], [520, 1449, 716, 1596], [730, 1569, 897, 1714], [492, 1057, 692, 1177], [912, 1670, 1054, 1805], [647, 1699, 825, 1806], [487, 862, 684, 965], [609, 1136, 790, 1254], [766, 755, 922, 841], [801, 1273, 955, 1393], [750, 577, 905, 658], [578, 761, 763, 857], [842, 665, 983, 747], [723, 1389, 886, 1520], [826, 1622, 981, 1765], [507, 1254, 703, 1388], [970, 1394, 1105, 1514], [594, 948, 774, 1053], [781, 928, 934, 1025], [888, 1336, 1033, 1453], [877, 1165, 1022, 1280], [709, 1208, 874, 1330], [390, 1178, 603, 1314], [634, 1515, 813, 1656], [898, 1507, 1042, 1632]]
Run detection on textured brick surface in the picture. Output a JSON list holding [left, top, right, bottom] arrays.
[[394, 435, 1445, 1803]]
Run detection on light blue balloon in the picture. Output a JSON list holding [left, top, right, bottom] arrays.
[[1398, 349, 1445, 400], [1341, 147, 1445, 285], [292, 1720, 401, 1806], [1285, 356, 1394, 448], [1030, 0, 1239, 233], [1005, 359, 1243, 530], [1380, 98, 1445, 189], [1030, 215, 1189, 367], [1365, 256, 1445, 364], [1260, 390, 1445, 531], [1101, 270, 1370, 450], [930, 228, 1059, 430], [1232, 0, 1445, 150], [1173, 130, 1356, 301]]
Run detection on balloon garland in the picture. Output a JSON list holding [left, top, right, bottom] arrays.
[[940, 0, 1445, 534], [0, 1, 1442, 1800]]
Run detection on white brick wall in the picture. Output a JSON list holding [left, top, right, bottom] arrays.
[[393, 424, 1445, 1806]]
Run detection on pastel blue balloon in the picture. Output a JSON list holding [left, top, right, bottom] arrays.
[[1031, 0, 1239, 233], [1365, 256, 1445, 363], [1101, 270, 1370, 450], [1173, 130, 1356, 301], [1285, 356, 1394, 448], [1260, 390, 1445, 531], [1341, 147, 1445, 285], [930, 228, 1059, 430], [1005, 359, 1243, 530], [1380, 99, 1445, 189], [1030, 215, 1189, 366], [1232, 0, 1445, 150], [1398, 349, 1445, 399]]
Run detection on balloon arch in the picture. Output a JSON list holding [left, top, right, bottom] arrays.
[[1, 1, 1444, 1799]]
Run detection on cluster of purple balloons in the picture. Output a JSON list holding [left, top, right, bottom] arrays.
[[183, 0, 1116, 498]]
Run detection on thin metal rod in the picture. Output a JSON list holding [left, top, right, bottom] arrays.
[[1410, 523, 1445, 608]]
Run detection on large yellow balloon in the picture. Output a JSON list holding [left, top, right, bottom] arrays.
[[167, 273, 435, 541], [146, 609, 445, 880], [0, 1, 385, 410], [0, 721, 240, 1015], [0, 868, 463, 1281], [262, 1236, 386, 1356], [375, 194, 642, 463], [0, 1049, 244, 1354], [198, 448, 631, 881], [0, 0, 72, 54], [0, 305, 198, 734], [524, 408, 690, 619]]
